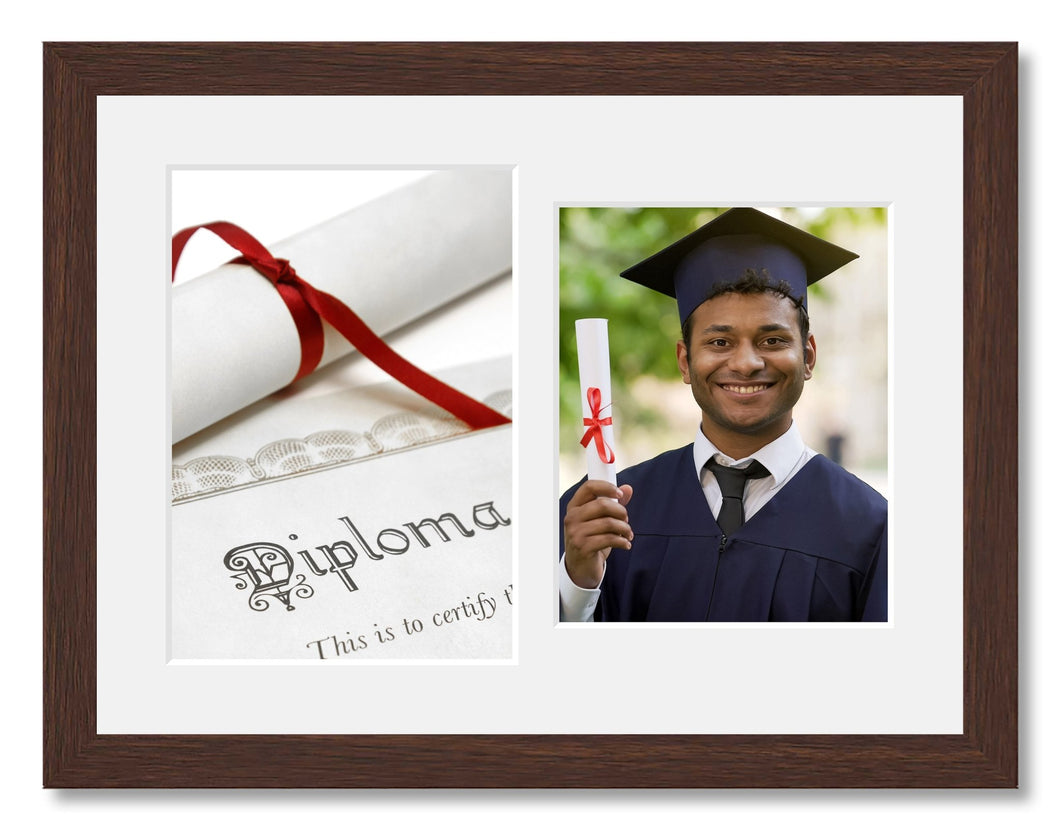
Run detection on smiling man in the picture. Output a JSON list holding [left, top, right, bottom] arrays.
[[559, 208, 888, 622]]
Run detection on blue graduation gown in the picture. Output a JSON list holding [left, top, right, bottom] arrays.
[[560, 444, 887, 622]]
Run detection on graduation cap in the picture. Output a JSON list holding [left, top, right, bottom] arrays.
[[620, 207, 859, 324]]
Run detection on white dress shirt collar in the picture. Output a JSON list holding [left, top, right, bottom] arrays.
[[693, 422, 808, 490]]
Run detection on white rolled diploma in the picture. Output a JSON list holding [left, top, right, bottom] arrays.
[[172, 169, 512, 443], [575, 318, 617, 485]]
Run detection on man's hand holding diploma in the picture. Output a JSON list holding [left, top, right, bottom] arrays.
[[562, 481, 634, 589]]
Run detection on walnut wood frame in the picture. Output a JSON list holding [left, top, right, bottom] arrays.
[[43, 42, 1018, 788]]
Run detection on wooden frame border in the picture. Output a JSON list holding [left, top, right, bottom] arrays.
[[43, 42, 1017, 787]]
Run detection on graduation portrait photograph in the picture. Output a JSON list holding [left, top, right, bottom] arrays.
[[558, 206, 889, 623]]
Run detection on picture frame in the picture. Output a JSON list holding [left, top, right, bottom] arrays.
[[43, 42, 1017, 788]]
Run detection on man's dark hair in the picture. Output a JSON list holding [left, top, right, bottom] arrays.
[[680, 268, 811, 352]]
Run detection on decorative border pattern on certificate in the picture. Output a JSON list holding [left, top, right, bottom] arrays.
[[172, 389, 512, 503]]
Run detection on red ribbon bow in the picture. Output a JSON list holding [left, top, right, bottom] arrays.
[[579, 387, 615, 464], [172, 221, 511, 430]]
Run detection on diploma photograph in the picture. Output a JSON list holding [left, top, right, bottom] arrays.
[[558, 206, 888, 623], [170, 169, 515, 660]]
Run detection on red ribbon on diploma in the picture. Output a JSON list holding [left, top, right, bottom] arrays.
[[579, 386, 615, 464], [172, 221, 511, 430]]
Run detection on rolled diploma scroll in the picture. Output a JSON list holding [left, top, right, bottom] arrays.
[[172, 169, 512, 443], [575, 318, 617, 485]]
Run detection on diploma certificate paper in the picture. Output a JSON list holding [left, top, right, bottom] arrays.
[[171, 359, 513, 661], [168, 170, 514, 662]]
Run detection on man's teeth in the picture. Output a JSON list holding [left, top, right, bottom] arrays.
[[724, 385, 768, 393]]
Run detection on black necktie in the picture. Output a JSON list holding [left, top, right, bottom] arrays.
[[705, 458, 770, 536]]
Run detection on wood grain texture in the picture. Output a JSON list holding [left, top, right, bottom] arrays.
[[42, 42, 1018, 788], [962, 44, 1019, 784]]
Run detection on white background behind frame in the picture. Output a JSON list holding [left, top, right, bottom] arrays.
[[10, 8, 1052, 830], [97, 94, 961, 735]]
